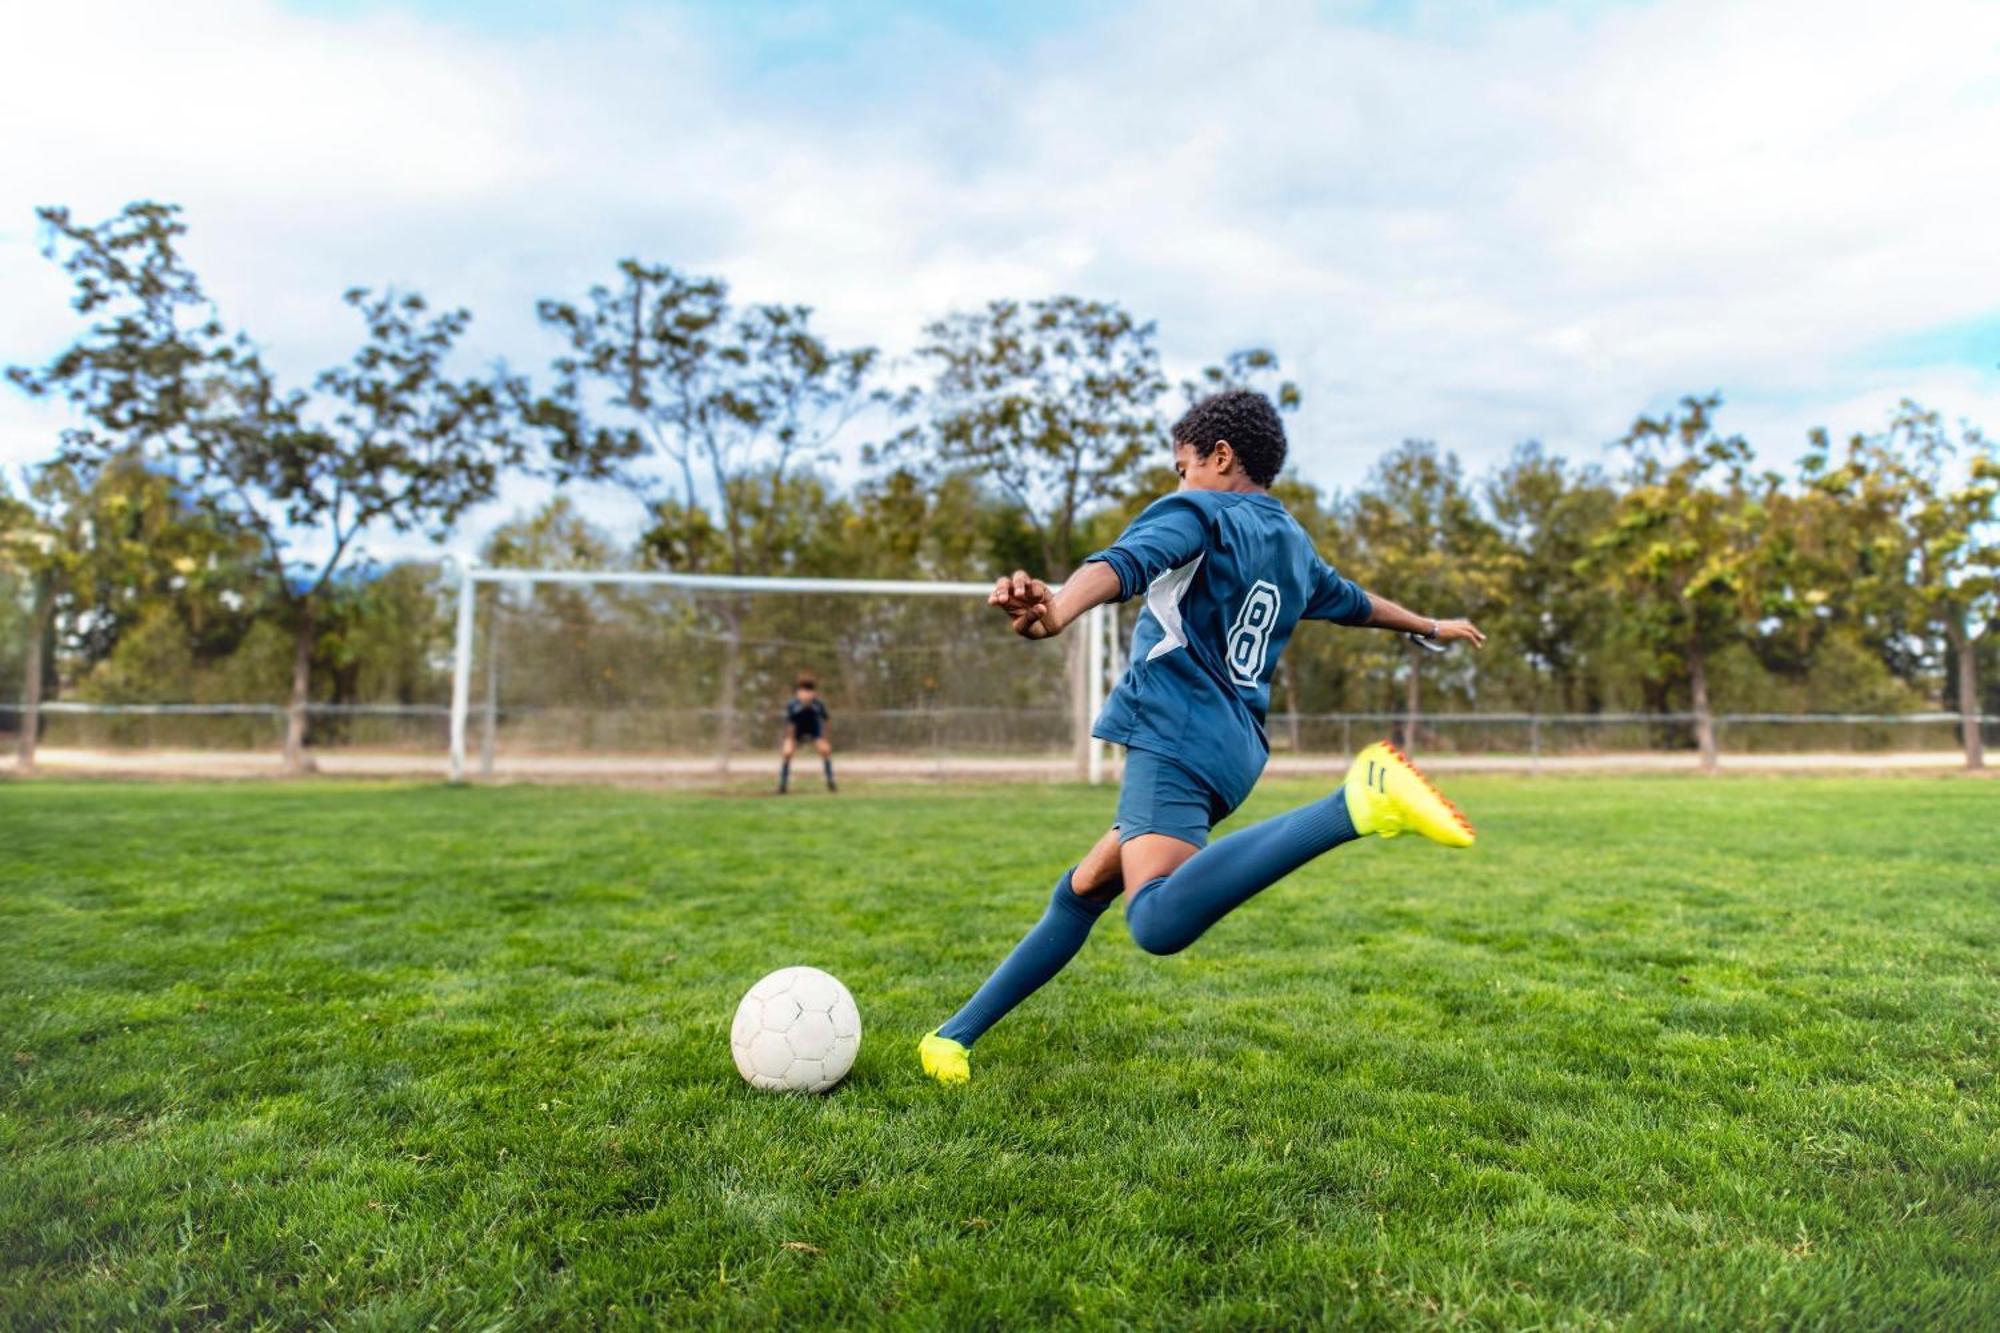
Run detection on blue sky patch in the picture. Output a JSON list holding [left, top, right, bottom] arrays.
[[1861, 315, 2000, 377]]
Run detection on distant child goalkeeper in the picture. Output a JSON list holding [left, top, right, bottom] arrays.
[[778, 677, 836, 794], [920, 389, 1486, 1084]]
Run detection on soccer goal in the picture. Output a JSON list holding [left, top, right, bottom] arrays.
[[445, 564, 1126, 784]]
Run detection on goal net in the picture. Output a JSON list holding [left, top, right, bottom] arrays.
[[449, 568, 1125, 783]]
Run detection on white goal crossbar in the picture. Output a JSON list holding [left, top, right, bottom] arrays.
[[445, 562, 1121, 783]]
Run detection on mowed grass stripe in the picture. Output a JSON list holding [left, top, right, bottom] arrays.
[[1, 776, 1995, 1328]]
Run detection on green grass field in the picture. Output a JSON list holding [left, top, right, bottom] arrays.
[[2, 775, 1996, 1329]]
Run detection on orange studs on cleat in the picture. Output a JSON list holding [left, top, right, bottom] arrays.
[[1382, 742, 1476, 838], [1343, 740, 1477, 847]]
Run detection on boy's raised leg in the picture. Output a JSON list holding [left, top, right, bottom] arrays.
[[1123, 742, 1474, 956]]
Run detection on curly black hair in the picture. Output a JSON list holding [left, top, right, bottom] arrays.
[[1170, 388, 1287, 486]]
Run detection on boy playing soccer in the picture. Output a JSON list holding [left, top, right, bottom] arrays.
[[778, 677, 836, 794], [920, 389, 1486, 1084]]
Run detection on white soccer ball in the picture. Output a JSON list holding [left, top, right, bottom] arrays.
[[730, 966, 862, 1093]]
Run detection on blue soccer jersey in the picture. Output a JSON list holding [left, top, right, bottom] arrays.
[[1086, 490, 1371, 809]]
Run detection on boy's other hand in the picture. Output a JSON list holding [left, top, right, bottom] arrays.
[[1435, 619, 1486, 648], [989, 570, 1052, 617], [988, 570, 1059, 639]]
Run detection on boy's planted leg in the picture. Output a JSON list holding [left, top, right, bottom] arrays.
[[920, 827, 1124, 1085]]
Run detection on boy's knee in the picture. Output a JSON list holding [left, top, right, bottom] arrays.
[[1124, 880, 1188, 956], [1127, 921, 1185, 956], [1069, 868, 1121, 906], [1049, 874, 1114, 922]]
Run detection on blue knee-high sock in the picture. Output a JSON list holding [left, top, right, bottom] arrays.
[[778, 758, 791, 792], [1126, 787, 1359, 956], [823, 757, 836, 790], [938, 868, 1116, 1047]]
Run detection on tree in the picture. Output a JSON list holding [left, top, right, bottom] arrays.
[[1482, 443, 1617, 712], [314, 563, 454, 732], [5, 200, 224, 771], [535, 262, 879, 765], [1344, 441, 1502, 752], [1806, 402, 1998, 768], [536, 263, 878, 574], [889, 296, 1167, 580], [1590, 395, 1771, 770], [1, 452, 249, 769], [11, 202, 537, 770], [1177, 346, 1302, 413], [841, 467, 1034, 583], [888, 296, 1168, 774], [0, 477, 55, 770], [0, 491, 28, 731]]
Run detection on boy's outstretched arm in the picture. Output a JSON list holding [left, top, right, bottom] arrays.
[[1305, 561, 1486, 647], [987, 564, 1122, 640], [1359, 589, 1486, 648]]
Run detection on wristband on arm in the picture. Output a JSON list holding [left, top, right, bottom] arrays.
[[1407, 620, 1448, 654]]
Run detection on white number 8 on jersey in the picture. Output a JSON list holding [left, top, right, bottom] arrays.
[[1226, 581, 1281, 687]]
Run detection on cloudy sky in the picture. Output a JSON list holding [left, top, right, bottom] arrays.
[[4, 0, 1999, 559]]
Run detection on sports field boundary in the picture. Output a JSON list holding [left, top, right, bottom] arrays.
[[2, 745, 1990, 783]]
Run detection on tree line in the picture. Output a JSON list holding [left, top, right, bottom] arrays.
[[3, 201, 1996, 771]]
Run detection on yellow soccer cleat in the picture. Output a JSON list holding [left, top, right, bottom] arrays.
[[1342, 740, 1476, 847], [918, 1031, 971, 1085]]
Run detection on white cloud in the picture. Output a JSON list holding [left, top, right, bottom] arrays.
[[3, 0, 1999, 561]]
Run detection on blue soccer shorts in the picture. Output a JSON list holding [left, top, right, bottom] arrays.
[[1114, 746, 1239, 848]]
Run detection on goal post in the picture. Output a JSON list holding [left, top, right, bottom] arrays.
[[445, 562, 1120, 785]]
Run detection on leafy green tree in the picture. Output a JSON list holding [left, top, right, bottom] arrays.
[[1806, 402, 1998, 767], [888, 295, 1166, 580], [842, 467, 1034, 582], [535, 262, 879, 762], [483, 496, 623, 572], [1343, 441, 1503, 751], [880, 294, 1170, 773], [1, 452, 252, 768], [316, 563, 452, 717], [641, 467, 857, 580], [3, 201, 229, 769], [1590, 395, 1772, 770], [0, 557, 25, 722], [1794, 434, 1924, 687], [11, 202, 535, 770], [0, 479, 51, 767], [1177, 346, 1302, 413], [1482, 442, 1617, 712], [535, 262, 877, 573]]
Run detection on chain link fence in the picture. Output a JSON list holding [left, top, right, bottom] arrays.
[[4, 701, 1993, 779]]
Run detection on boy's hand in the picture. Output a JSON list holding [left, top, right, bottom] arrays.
[[1433, 618, 1486, 648], [989, 570, 1058, 638]]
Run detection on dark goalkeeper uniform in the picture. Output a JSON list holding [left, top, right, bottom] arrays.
[[786, 698, 828, 740]]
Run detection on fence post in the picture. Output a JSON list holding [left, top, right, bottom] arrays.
[[1530, 714, 1541, 774], [448, 561, 475, 783], [479, 586, 499, 778], [1085, 603, 1107, 785]]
